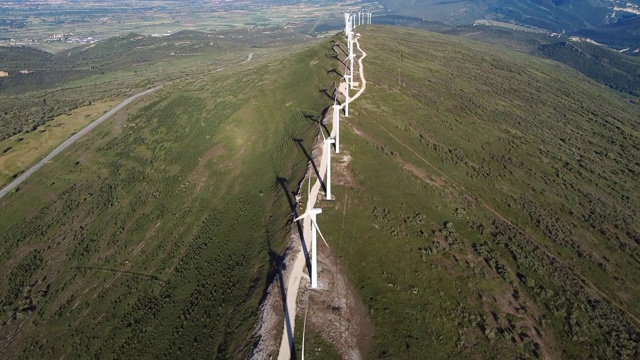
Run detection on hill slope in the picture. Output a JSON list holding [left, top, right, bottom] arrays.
[[373, 0, 640, 32], [537, 41, 640, 96], [0, 38, 337, 358], [318, 25, 640, 358]]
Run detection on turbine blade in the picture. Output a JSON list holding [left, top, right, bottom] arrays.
[[312, 218, 330, 248], [294, 213, 308, 222], [302, 302, 309, 360]]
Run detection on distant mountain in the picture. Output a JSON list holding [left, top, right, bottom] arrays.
[[537, 41, 640, 96], [570, 15, 640, 50], [371, 0, 640, 32]]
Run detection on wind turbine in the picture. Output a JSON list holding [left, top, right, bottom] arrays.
[[294, 178, 329, 289], [321, 129, 335, 200], [347, 28, 355, 61], [344, 80, 350, 118], [347, 53, 355, 89], [344, 12, 350, 34], [332, 98, 341, 154], [344, 73, 352, 96]]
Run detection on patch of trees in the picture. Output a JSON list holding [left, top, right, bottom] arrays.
[[2, 250, 43, 310], [490, 219, 640, 358], [537, 42, 640, 96]]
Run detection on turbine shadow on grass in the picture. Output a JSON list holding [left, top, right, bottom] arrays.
[[264, 229, 297, 360], [327, 68, 343, 77], [319, 88, 334, 102], [330, 53, 345, 64], [319, 105, 332, 136], [276, 176, 311, 277], [276, 259, 297, 360], [333, 43, 347, 56], [293, 138, 327, 195]]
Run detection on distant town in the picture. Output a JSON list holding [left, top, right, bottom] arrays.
[[0, 33, 99, 47]]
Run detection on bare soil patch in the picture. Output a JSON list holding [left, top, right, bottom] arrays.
[[299, 246, 374, 359]]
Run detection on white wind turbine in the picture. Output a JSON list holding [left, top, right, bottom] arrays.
[[321, 129, 335, 200], [344, 12, 351, 35], [294, 178, 329, 289], [343, 63, 351, 117], [347, 53, 355, 89], [347, 30, 355, 67], [332, 97, 341, 153]]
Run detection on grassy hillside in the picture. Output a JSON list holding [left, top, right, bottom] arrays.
[[0, 46, 52, 70], [319, 26, 640, 358], [0, 31, 250, 142], [0, 38, 338, 358]]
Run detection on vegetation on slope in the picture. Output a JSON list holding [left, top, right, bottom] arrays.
[[0, 38, 337, 358], [320, 26, 640, 358], [0, 27, 315, 142], [537, 41, 640, 96], [571, 15, 640, 50]]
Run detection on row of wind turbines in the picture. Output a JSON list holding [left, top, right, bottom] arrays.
[[295, 11, 368, 290]]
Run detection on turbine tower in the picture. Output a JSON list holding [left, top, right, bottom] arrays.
[[321, 130, 335, 200], [344, 79, 350, 118], [347, 31, 353, 53], [344, 12, 350, 34], [332, 99, 341, 153], [344, 73, 352, 95], [294, 179, 328, 289], [348, 53, 355, 89]]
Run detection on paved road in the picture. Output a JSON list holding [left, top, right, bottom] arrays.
[[0, 86, 161, 200], [277, 33, 367, 360]]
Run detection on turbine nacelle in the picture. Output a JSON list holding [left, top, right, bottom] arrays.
[[294, 207, 322, 222]]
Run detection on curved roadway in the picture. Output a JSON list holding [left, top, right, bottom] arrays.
[[0, 86, 161, 199], [277, 32, 367, 360]]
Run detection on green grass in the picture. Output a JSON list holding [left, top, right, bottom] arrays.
[[0, 31, 248, 141], [318, 26, 640, 358], [0, 98, 124, 187], [2, 23, 640, 359], [0, 36, 338, 358]]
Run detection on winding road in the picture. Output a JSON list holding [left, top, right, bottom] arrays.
[[277, 32, 367, 360], [0, 86, 161, 200]]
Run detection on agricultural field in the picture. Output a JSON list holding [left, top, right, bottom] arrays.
[[0, 0, 380, 51], [0, 32, 339, 358], [305, 26, 640, 358]]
